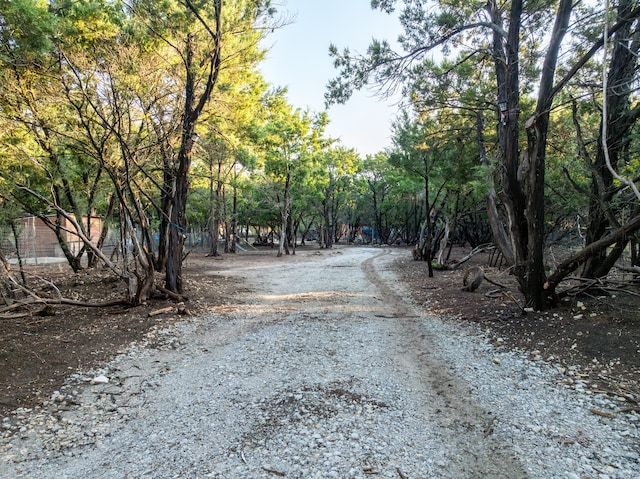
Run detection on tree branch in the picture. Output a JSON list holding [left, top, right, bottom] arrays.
[[550, 5, 640, 99], [545, 211, 640, 291]]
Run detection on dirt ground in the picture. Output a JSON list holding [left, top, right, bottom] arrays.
[[1, 245, 639, 419]]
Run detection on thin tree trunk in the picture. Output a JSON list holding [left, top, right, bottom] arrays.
[[230, 170, 237, 253], [90, 194, 116, 268], [277, 171, 291, 257], [10, 221, 26, 286], [209, 158, 223, 257]]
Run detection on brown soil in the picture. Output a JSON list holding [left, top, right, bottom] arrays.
[[395, 247, 640, 405], [1, 246, 639, 419]]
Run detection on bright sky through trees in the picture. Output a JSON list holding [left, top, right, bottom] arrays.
[[259, 0, 402, 156]]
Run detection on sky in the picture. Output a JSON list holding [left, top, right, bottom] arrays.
[[258, 0, 403, 156]]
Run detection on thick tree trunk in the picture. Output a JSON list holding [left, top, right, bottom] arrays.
[[491, 0, 572, 310], [498, 0, 529, 296], [166, 166, 188, 293], [165, 1, 222, 293], [520, 0, 572, 309]]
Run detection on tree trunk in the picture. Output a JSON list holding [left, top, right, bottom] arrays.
[[519, 0, 572, 309], [491, 0, 572, 310], [476, 110, 514, 265], [323, 198, 332, 249], [420, 168, 434, 276], [166, 135, 192, 293], [230, 170, 237, 253], [166, 1, 222, 293], [289, 214, 298, 255], [582, 0, 640, 279], [156, 166, 174, 272], [435, 218, 450, 266], [0, 248, 15, 303], [332, 196, 341, 244], [277, 170, 291, 257], [496, 0, 528, 296], [89, 194, 116, 269], [208, 159, 223, 257], [223, 186, 231, 253], [9, 221, 26, 286]]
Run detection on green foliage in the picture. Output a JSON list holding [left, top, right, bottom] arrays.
[[55, 0, 125, 47], [0, 0, 56, 63]]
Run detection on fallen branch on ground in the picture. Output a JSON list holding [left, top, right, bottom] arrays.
[[148, 306, 174, 317], [615, 263, 640, 275], [450, 244, 495, 270], [0, 311, 31, 320], [155, 285, 187, 302], [397, 467, 409, 479], [261, 466, 285, 477], [558, 276, 640, 299], [0, 294, 132, 315], [484, 275, 508, 289], [590, 408, 616, 419]]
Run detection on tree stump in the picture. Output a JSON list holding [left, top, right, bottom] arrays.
[[462, 266, 484, 292]]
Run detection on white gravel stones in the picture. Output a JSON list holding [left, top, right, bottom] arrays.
[[0, 247, 638, 479], [90, 375, 109, 385]]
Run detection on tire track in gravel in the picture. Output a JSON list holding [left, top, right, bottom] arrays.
[[362, 249, 528, 478]]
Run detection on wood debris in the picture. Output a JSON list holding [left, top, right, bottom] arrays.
[[589, 408, 616, 419], [262, 466, 285, 476], [148, 306, 174, 317]]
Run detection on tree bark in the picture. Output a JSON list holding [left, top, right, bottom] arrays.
[[521, 0, 573, 309], [165, 0, 222, 293], [491, 0, 572, 310], [277, 170, 291, 257], [497, 0, 528, 295], [208, 156, 223, 257], [582, 0, 640, 279], [476, 109, 514, 265], [230, 167, 238, 253]]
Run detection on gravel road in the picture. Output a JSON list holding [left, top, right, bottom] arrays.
[[1, 247, 639, 478]]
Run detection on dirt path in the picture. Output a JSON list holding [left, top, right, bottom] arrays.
[[360, 249, 527, 477], [1, 246, 637, 478]]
